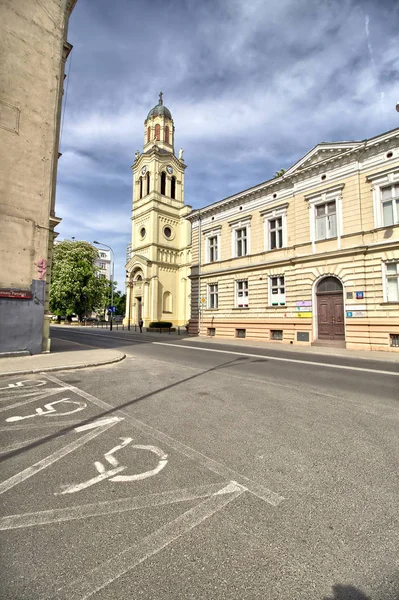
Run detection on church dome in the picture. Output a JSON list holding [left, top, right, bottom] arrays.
[[146, 92, 172, 120]]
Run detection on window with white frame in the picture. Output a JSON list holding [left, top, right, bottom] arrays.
[[385, 262, 399, 302], [230, 217, 251, 258], [208, 236, 218, 262], [208, 283, 218, 309], [236, 280, 248, 307], [380, 184, 399, 226], [315, 200, 337, 240], [269, 275, 285, 305], [368, 170, 399, 228], [204, 227, 221, 263], [100, 262, 106, 269], [262, 204, 288, 251], [235, 227, 248, 257], [306, 185, 343, 248]]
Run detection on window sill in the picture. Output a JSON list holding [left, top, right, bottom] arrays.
[[204, 308, 219, 311], [232, 307, 249, 310], [314, 236, 338, 244], [267, 305, 286, 309], [380, 302, 399, 306]]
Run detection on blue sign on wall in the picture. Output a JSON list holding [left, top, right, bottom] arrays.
[[356, 291, 364, 299]]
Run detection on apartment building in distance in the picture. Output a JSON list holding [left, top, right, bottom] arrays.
[[95, 249, 112, 280], [187, 127, 399, 352], [0, 0, 77, 354]]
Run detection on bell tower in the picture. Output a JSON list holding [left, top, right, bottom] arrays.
[[124, 94, 192, 328]]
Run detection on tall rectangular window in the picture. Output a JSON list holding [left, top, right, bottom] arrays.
[[386, 262, 399, 302], [381, 184, 399, 226], [269, 276, 285, 305], [315, 201, 337, 240], [208, 283, 218, 309], [235, 228, 248, 257], [236, 280, 248, 307], [208, 236, 218, 262], [269, 217, 283, 249]]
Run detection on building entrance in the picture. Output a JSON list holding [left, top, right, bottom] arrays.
[[316, 277, 345, 341]]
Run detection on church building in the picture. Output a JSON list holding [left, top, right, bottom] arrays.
[[124, 94, 192, 327]]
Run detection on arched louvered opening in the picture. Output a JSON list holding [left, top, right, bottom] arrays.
[[139, 176, 143, 199], [160, 171, 166, 195], [171, 176, 176, 199], [155, 124, 160, 140], [165, 126, 169, 144], [147, 126, 151, 143], [146, 171, 150, 195]]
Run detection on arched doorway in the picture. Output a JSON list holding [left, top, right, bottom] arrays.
[[316, 276, 345, 342]]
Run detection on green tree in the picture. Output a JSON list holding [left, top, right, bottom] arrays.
[[50, 240, 108, 320]]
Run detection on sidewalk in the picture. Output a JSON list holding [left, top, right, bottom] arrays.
[[0, 338, 125, 377]]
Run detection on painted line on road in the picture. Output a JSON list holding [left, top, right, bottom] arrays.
[[54, 482, 244, 600], [44, 374, 284, 506], [0, 419, 90, 433], [0, 481, 238, 530], [153, 342, 399, 376], [0, 417, 122, 495], [0, 387, 73, 413]]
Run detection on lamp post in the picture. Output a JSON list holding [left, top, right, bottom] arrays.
[[93, 241, 114, 331], [126, 276, 133, 331]]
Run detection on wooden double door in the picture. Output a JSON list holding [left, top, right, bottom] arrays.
[[317, 292, 345, 341]]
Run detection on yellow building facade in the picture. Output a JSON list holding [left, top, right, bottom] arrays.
[[188, 128, 399, 352], [125, 94, 192, 327]]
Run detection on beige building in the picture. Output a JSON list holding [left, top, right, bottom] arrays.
[[187, 127, 399, 352], [125, 94, 192, 327], [0, 0, 77, 354]]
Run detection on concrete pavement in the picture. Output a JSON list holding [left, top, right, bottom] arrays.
[[0, 337, 125, 377]]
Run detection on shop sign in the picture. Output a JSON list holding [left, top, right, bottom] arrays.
[[297, 312, 312, 318]]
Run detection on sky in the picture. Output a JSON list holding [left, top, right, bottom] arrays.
[[56, 0, 399, 291]]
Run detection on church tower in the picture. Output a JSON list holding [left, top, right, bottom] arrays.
[[124, 94, 192, 327]]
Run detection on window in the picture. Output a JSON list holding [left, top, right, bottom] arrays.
[[139, 176, 143, 199], [208, 284, 218, 309], [270, 329, 283, 340], [165, 126, 169, 144], [269, 217, 283, 249], [161, 172, 166, 195], [236, 280, 248, 307], [306, 185, 343, 250], [208, 236, 218, 262], [146, 171, 151, 195], [155, 124, 160, 140], [315, 200, 337, 240], [171, 176, 176, 199], [147, 126, 151, 143], [385, 262, 399, 302], [235, 227, 248, 257], [207, 327, 216, 337], [164, 226, 172, 239], [236, 329, 246, 338], [269, 275, 285, 305], [100, 262, 106, 269], [100, 252, 106, 258], [380, 184, 399, 226]]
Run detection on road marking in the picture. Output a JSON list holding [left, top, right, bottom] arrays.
[[54, 482, 245, 600], [0, 416, 122, 495], [0, 481, 238, 530], [45, 374, 284, 506], [0, 387, 72, 412], [5, 399, 86, 422], [57, 438, 168, 494], [0, 420, 88, 433], [153, 342, 399, 376], [0, 380, 47, 392]]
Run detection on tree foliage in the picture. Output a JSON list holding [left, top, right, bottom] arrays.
[[50, 241, 109, 320], [274, 168, 286, 178]]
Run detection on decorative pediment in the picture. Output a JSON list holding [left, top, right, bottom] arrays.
[[284, 142, 361, 176], [126, 254, 151, 273]]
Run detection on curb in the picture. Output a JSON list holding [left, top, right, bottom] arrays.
[[0, 353, 126, 378]]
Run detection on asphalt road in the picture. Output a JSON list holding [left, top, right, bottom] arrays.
[[1, 328, 398, 600]]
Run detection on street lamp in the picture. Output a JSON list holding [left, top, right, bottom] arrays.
[[93, 241, 114, 331]]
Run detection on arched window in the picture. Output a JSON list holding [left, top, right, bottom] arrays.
[[165, 126, 169, 144], [163, 291, 172, 313], [171, 176, 176, 199], [160, 171, 166, 195], [139, 176, 143, 199], [317, 276, 343, 293], [147, 126, 151, 143], [146, 171, 150, 195], [155, 124, 160, 140]]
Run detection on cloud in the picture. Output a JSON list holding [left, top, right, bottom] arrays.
[[56, 0, 399, 294]]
